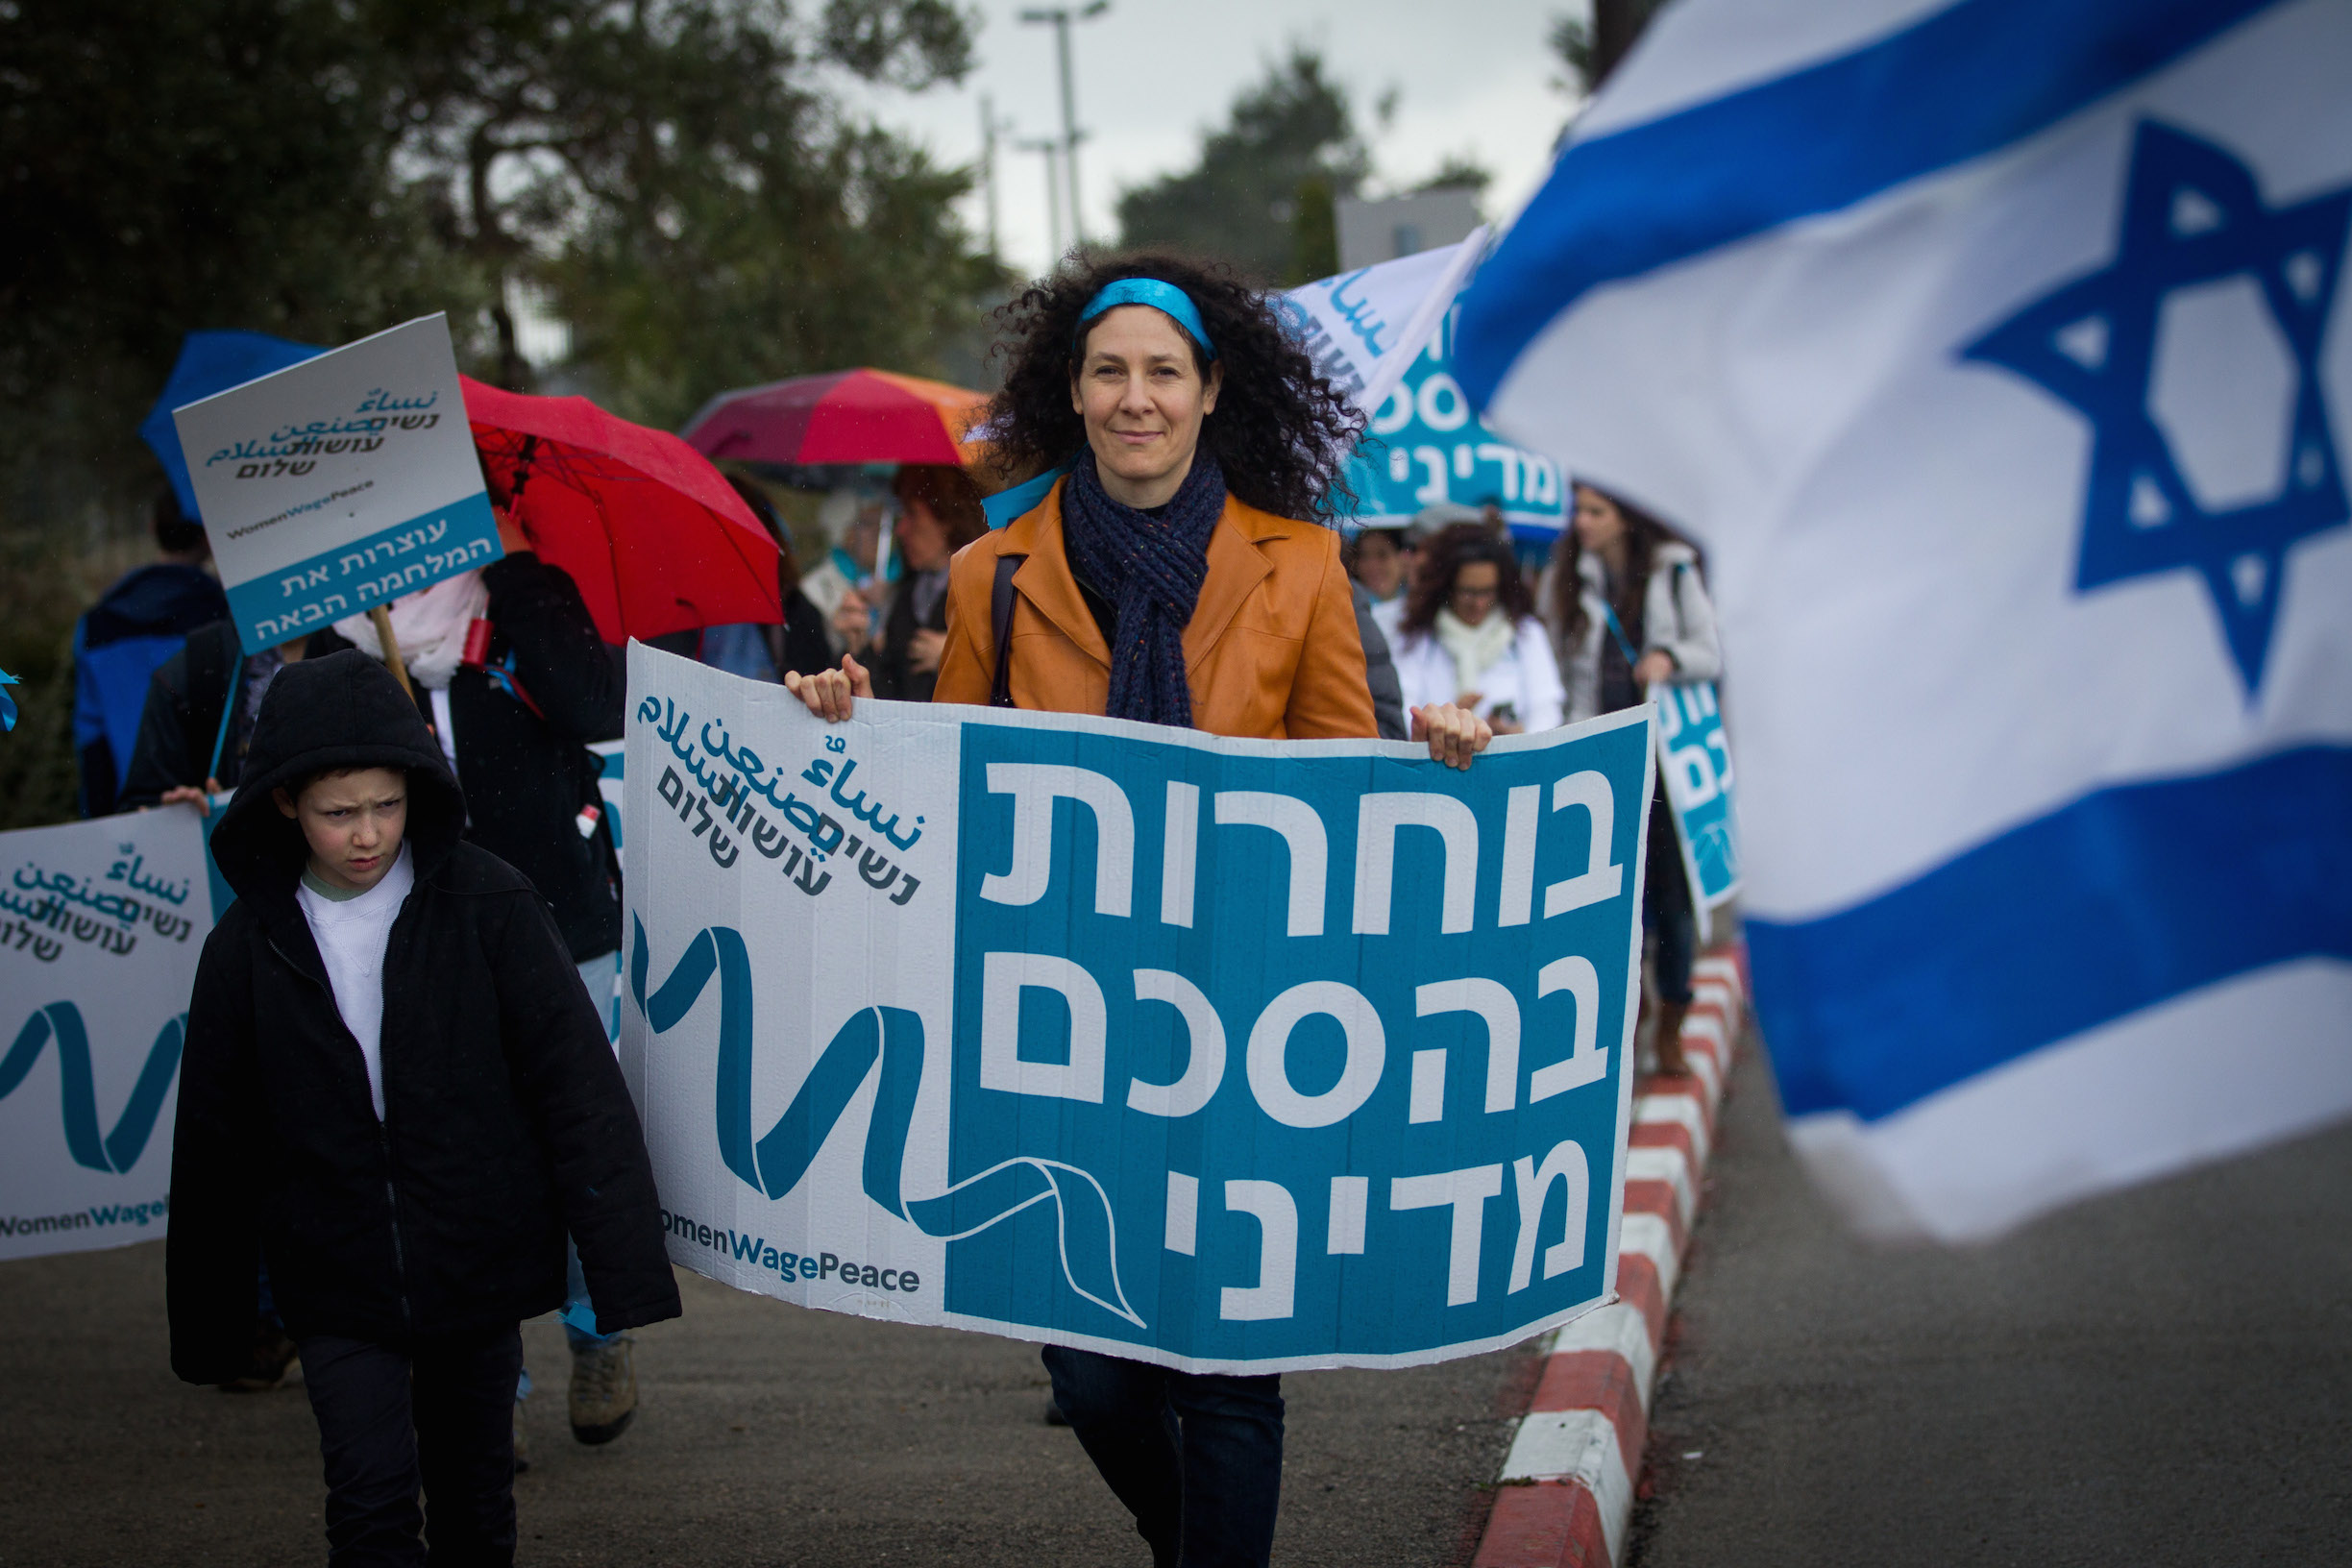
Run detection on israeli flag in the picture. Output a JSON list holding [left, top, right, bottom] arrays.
[[1456, 0, 2352, 1240]]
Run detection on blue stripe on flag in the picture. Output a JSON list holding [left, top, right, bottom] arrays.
[[1750, 744, 2352, 1122], [1456, 0, 2279, 409]]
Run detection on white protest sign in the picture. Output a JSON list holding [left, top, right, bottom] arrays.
[[173, 313, 501, 653], [1277, 230, 1490, 424], [1, 810, 211, 1261], [621, 644, 1652, 1373]]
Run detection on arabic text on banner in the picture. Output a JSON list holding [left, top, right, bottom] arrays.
[[172, 314, 499, 652], [1, 810, 210, 1261]]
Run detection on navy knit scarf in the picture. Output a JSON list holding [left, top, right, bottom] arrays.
[[1061, 445, 1227, 728]]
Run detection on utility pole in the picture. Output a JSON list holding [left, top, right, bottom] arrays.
[[1019, 136, 1065, 261], [979, 93, 1004, 258], [1019, 2, 1109, 250]]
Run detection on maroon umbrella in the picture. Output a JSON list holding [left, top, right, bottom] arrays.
[[679, 369, 991, 467]]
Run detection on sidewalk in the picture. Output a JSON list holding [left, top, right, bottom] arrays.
[[1474, 949, 1748, 1568]]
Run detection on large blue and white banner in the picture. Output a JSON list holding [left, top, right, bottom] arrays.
[[1, 810, 210, 1261], [1279, 231, 1489, 426], [621, 645, 1653, 1371], [1457, 0, 2352, 1239], [1342, 306, 1565, 540], [174, 313, 500, 653]]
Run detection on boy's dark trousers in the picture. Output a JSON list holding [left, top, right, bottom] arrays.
[[1042, 1345, 1285, 1568], [298, 1324, 525, 1566]]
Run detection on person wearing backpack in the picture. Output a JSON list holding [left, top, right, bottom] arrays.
[[1543, 481, 1725, 1075], [74, 490, 229, 817]]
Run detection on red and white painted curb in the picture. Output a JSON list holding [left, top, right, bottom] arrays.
[[1474, 948, 1749, 1568]]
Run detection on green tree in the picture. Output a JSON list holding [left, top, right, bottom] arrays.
[[1115, 47, 1370, 286], [1414, 155, 1493, 200], [1551, 0, 1667, 96], [0, 0, 488, 520], [376, 0, 1000, 420], [1, 0, 995, 497], [0, 0, 994, 825]]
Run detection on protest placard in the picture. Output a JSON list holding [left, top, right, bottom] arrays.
[[620, 644, 1653, 1373], [1341, 304, 1563, 537], [1652, 679, 1741, 938], [0, 809, 211, 1261], [1277, 231, 1488, 425], [172, 313, 500, 652]]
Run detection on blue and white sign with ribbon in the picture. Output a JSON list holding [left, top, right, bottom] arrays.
[[1, 809, 213, 1261], [174, 313, 501, 654], [620, 644, 1654, 1372], [1457, 0, 2352, 1240], [1652, 680, 1740, 931]]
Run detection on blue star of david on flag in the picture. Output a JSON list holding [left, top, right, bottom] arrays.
[[1965, 119, 2352, 698]]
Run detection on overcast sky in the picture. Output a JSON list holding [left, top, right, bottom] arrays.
[[845, 0, 1586, 278]]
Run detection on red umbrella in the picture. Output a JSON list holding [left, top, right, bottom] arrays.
[[461, 376, 782, 642], [679, 368, 990, 467]]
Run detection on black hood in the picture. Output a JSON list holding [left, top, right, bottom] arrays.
[[208, 649, 466, 905]]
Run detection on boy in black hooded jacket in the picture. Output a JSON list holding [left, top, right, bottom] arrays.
[[167, 649, 679, 1565]]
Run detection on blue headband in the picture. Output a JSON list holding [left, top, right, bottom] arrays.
[[1077, 279, 1217, 359]]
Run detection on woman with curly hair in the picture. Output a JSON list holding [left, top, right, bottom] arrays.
[[1542, 482, 1723, 1075], [1388, 521, 1565, 735], [786, 253, 1491, 1565]]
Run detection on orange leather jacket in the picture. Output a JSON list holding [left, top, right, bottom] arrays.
[[932, 478, 1377, 742]]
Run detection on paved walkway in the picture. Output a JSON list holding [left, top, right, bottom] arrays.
[[1626, 1040, 2352, 1566], [1, 1242, 1536, 1566]]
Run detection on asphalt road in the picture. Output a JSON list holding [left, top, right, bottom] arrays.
[[1627, 1038, 2352, 1567], [0, 1241, 1534, 1566]]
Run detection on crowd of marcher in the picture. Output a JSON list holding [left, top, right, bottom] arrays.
[[59, 251, 1726, 1568], [1343, 481, 1725, 1075]]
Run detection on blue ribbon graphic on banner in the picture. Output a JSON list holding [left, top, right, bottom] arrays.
[[629, 918, 1143, 1326], [0, 1004, 186, 1174]]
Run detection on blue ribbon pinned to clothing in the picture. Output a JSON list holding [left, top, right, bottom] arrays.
[[628, 919, 1143, 1327], [0, 667, 18, 732]]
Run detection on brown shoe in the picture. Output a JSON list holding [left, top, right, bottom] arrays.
[[568, 1336, 638, 1445], [1652, 1001, 1692, 1077]]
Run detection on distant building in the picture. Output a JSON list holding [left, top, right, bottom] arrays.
[[1335, 189, 1482, 271]]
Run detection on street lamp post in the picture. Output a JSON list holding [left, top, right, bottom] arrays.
[[1018, 136, 1066, 261], [980, 93, 997, 259], [1018, 1, 1108, 250], [979, 93, 1011, 258]]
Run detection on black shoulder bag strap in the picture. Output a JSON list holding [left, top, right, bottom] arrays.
[[989, 553, 1025, 708]]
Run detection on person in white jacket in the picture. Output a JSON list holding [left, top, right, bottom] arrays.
[[1545, 486, 1723, 723], [1389, 523, 1565, 734], [1540, 483, 1725, 1074]]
